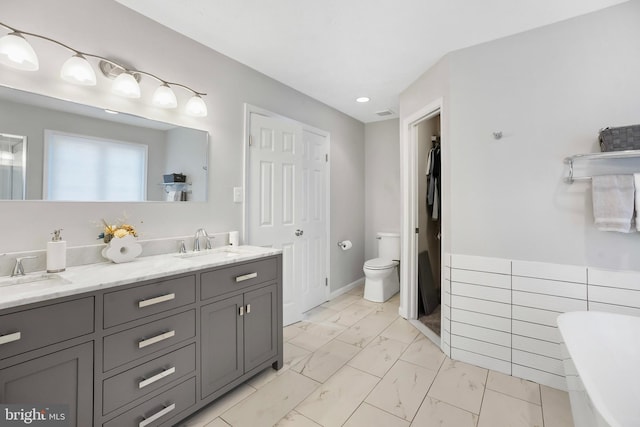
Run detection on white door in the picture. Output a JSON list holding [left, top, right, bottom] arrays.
[[247, 113, 329, 325], [299, 129, 328, 313]]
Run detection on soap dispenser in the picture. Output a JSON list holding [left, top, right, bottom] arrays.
[[46, 229, 66, 273]]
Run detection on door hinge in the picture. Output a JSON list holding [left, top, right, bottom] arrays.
[[325, 153, 328, 162], [325, 277, 328, 287], [249, 135, 253, 146], [415, 227, 419, 234]]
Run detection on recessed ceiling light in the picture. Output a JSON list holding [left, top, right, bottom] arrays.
[[356, 97, 370, 103], [104, 109, 119, 114]]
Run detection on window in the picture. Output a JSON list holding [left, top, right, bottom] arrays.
[[44, 130, 147, 201]]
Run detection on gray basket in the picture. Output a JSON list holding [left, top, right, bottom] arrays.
[[599, 125, 640, 152]]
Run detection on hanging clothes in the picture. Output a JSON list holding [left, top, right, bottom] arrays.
[[426, 139, 441, 220]]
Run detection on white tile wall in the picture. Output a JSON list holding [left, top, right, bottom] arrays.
[[588, 286, 640, 308], [443, 254, 640, 392], [512, 292, 587, 313], [450, 308, 511, 332], [451, 295, 511, 318], [451, 336, 510, 361], [440, 253, 452, 357], [451, 254, 510, 274], [450, 269, 511, 289], [588, 267, 640, 289], [512, 260, 586, 283], [451, 322, 511, 347], [512, 276, 586, 300], [452, 282, 510, 303]]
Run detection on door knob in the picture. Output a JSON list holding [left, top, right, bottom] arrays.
[[295, 229, 304, 236]]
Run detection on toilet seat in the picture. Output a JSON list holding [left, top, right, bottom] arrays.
[[364, 258, 397, 270]]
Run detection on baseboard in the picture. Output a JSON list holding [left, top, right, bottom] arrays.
[[409, 319, 441, 347], [329, 277, 365, 300]]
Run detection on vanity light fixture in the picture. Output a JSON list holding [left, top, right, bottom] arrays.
[[0, 31, 39, 71], [0, 21, 208, 117], [111, 71, 141, 99], [152, 83, 178, 109], [185, 94, 208, 117], [60, 54, 97, 86], [356, 96, 370, 103]]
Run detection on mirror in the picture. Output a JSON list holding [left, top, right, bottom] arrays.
[[0, 85, 208, 202]]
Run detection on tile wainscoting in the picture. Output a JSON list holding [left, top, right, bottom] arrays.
[[439, 253, 640, 390]]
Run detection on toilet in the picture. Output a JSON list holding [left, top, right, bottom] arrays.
[[363, 232, 400, 302]]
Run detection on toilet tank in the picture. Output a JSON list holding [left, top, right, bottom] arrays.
[[377, 232, 400, 260]]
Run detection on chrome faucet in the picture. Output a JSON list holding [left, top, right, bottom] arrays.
[[193, 229, 214, 251], [12, 255, 37, 277]]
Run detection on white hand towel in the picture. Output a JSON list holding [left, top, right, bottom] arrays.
[[592, 175, 635, 233], [634, 173, 640, 231]]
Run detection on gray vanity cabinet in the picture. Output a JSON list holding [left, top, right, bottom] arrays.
[[0, 341, 94, 427], [201, 294, 244, 398], [0, 253, 282, 427], [201, 283, 278, 399]]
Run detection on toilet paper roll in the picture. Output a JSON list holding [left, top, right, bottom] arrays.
[[229, 231, 239, 246], [338, 240, 352, 250]]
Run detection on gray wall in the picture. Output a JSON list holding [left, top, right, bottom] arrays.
[[364, 119, 400, 260], [401, 1, 640, 270], [0, 0, 365, 292]]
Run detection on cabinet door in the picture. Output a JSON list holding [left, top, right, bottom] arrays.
[[0, 342, 93, 427], [200, 295, 244, 399], [244, 284, 278, 372]]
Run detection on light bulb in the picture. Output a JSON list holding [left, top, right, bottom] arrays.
[[0, 32, 39, 71], [60, 54, 96, 86], [152, 83, 177, 109], [111, 71, 140, 98], [185, 94, 207, 117]]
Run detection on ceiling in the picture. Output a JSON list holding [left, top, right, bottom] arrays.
[[116, 0, 627, 123]]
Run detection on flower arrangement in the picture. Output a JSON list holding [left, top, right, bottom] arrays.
[[98, 219, 138, 243]]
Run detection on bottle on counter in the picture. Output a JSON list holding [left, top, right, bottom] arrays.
[[46, 229, 66, 273]]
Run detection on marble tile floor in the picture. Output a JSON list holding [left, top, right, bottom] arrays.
[[178, 285, 574, 427]]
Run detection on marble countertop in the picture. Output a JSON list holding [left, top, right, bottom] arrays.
[[0, 245, 281, 311], [557, 311, 640, 427]]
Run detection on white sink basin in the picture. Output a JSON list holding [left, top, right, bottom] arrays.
[[0, 273, 72, 288], [176, 247, 243, 260], [558, 311, 640, 427]]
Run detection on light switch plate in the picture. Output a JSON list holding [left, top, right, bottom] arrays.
[[233, 187, 243, 203]]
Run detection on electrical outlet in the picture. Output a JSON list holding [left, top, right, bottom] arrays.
[[233, 187, 243, 203]]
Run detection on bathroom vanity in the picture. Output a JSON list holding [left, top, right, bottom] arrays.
[[0, 247, 283, 426]]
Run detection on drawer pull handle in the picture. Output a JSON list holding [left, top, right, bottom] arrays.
[[139, 403, 176, 427], [138, 293, 176, 308], [0, 332, 21, 345], [138, 330, 176, 349], [138, 366, 176, 389], [236, 272, 258, 282]]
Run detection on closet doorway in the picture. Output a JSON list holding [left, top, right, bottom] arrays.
[[416, 116, 441, 336], [399, 98, 445, 347]]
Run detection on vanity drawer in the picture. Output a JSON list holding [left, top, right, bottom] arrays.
[[103, 376, 195, 427], [201, 257, 278, 300], [0, 297, 94, 360], [104, 275, 196, 328], [103, 343, 196, 415], [103, 310, 195, 372]]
